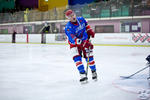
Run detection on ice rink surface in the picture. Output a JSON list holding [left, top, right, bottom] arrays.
[[0, 43, 150, 100]]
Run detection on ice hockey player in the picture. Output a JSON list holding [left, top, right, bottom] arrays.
[[146, 55, 150, 64], [64, 9, 97, 83]]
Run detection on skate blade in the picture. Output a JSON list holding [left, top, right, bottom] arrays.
[[80, 80, 88, 84], [93, 78, 98, 82]]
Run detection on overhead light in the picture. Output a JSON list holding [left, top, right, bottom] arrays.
[[45, 0, 48, 2]]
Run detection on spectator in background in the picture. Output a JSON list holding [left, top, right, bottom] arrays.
[[12, 30, 17, 43]]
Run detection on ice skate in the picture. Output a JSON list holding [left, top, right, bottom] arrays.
[[91, 70, 98, 81], [79, 72, 88, 84]]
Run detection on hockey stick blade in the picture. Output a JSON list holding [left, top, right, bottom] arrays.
[[120, 76, 131, 79], [120, 65, 149, 79]]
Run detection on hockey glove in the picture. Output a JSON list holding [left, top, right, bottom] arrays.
[[82, 40, 93, 58], [146, 55, 150, 63], [86, 25, 95, 39], [82, 40, 93, 50]]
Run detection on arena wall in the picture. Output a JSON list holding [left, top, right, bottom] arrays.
[[0, 33, 149, 46]]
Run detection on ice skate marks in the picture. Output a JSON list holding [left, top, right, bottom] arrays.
[[113, 74, 150, 94]]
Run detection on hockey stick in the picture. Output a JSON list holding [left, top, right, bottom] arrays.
[[85, 40, 91, 77], [120, 65, 149, 79], [86, 50, 90, 77]]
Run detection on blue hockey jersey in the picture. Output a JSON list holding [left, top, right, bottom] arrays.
[[65, 17, 88, 45]]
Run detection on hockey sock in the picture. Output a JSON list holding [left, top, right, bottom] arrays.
[[73, 55, 85, 73]]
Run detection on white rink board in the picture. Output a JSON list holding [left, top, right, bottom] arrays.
[[0, 34, 12, 42], [16, 34, 27, 43], [46, 34, 67, 43], [46, 34, 56, 43], [29, 34, 41, 43], [91, 34, 131, 44], [0, 33, 149, 45], [91, 33, 150, 45]]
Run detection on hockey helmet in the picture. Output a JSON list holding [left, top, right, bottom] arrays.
[[65, 9, 74, 18]]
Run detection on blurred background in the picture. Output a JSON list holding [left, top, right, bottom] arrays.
[[0, 0, 150, 34]]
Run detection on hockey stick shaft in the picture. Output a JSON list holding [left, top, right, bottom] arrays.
[[85, 39, 92, 77], [86, 41, 91, 77], [86, 52, 90, 76], [120, 65, 149, 79]]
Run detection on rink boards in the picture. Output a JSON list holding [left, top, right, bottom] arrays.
[[0, 33, 150, 46]]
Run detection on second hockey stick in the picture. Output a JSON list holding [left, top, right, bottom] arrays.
[[120, 65, 149, 79]]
